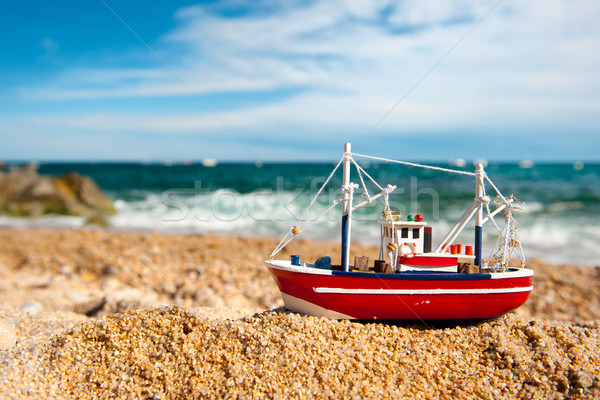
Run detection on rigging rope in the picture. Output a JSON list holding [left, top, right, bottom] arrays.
[[269, 199, 344, 259], [297, 157, 344, 223], [351, 152, 476, 177], [268, 150, 524, 271], [484, 175, 509, 206], [269, 157, 344, 259], [351, 158, 384, 191], [351, 158, 372, 202]]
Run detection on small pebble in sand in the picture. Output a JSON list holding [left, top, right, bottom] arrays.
[[0, 318, 16, 350]]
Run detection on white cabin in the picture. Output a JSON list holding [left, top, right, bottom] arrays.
[[378, 219, 430, 254]]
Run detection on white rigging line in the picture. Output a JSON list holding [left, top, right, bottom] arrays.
[[269, 157, 345, 259], [350, 158, 384, 191], [351, 158, 372, 201], [269, 199, 343, 259], [484, 175, 508, 204], [484, 202, 504, 235], [270, 152, 478, 258], [350, 153, 476, 177], [296, 157, 344, 223], [269, 150, 521, 269], [354, 0, 504, 148], [98, 0, 262, 161]]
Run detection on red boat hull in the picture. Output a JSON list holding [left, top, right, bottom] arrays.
[[265, 261, 533, 320]]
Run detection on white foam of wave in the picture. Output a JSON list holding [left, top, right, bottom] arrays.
[[517, 217, 600, 266], [0, 215, 86, 229], [546, 201, 584, 212], [108, 189, 331, 235], [1, 190, 598, 266], [520, 201, 544, 214]]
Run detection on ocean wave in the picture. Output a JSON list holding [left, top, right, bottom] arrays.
[[520, 201, 544, 213], [0, 215, 87, 229], [2, 188, 597, 266]]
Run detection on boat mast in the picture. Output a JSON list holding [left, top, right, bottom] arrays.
[[474, 163, 485, 271], [341, 142, 352, 272]]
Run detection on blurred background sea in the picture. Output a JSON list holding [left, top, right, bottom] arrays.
[[1, 160, 598, 266]]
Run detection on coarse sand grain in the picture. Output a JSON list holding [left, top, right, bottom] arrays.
[[1, 306, 599, 399], [0, 229, 598, 399]]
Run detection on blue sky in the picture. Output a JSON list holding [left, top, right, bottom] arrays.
[[1, 0, 599, 162]]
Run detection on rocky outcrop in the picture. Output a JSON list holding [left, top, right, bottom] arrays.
[[0, 164, 115, 223]]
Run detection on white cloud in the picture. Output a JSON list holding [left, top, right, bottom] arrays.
[[11, 0, 600, 160]]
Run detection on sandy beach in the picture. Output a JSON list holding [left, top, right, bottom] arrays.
[[0, 229, 599, 398]]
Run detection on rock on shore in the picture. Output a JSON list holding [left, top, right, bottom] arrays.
[[0, 164, 115, 222]]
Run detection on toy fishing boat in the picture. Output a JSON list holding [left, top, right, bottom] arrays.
[[265, 143, 533, 320]]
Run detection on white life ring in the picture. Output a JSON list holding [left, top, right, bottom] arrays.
[[399, 242, 417, 257]]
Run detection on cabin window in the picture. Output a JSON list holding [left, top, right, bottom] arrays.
[[401, 228, 409, 238], [413, 228, 420, 239]]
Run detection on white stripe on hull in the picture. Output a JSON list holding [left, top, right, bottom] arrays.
[[313, 286, 533, 295]]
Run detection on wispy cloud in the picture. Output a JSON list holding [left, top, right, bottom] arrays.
[[7, 0, 600, 160]]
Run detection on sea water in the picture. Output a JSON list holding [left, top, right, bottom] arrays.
[[1, 160, 598, 266]]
